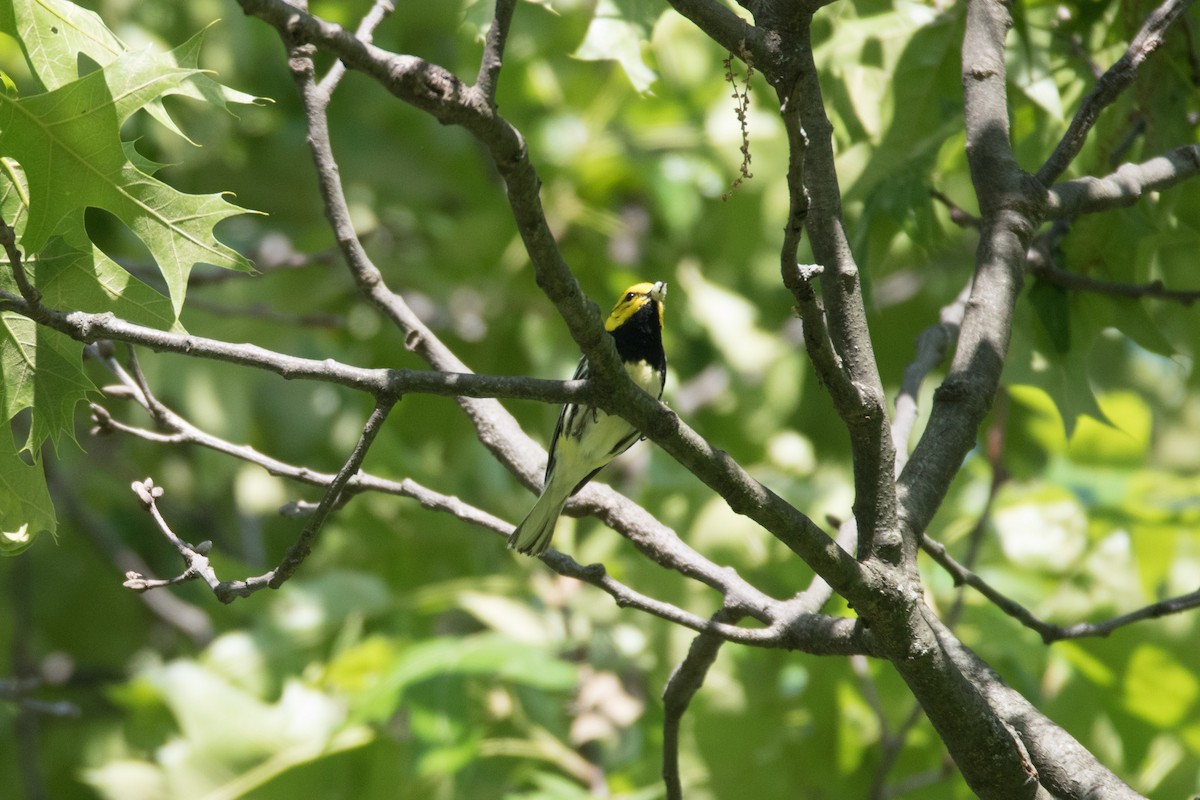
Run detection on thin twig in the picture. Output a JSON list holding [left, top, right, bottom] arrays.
[[929, 189, 981, 229], [123, 478, 224, 594], [269, 397, 396, 587], [181, 297, 345, 328], [919, 532, 1056, 640], [47, 461, 214, 645], [125, 397, 396, 602], [0, 212, 40, 306], [0, 681, 79, 718], [1032, 263, 1200, 306], [319, 0, 395, 98], [474, 0, 518, 103], [1049, 589, 1200, 641], [122, 245, 339, 289], [921, 506, 1200, 644]]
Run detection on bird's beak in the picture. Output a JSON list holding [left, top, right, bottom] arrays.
[[651, 281, 667, 301]]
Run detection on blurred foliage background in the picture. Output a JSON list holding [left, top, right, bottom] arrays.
[[2, 0, 1200, 797]]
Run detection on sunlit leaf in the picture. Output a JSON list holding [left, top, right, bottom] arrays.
[[1123, 644, 1198, 727], [0, 429, 54, 552], [573, 0, 661, 93]]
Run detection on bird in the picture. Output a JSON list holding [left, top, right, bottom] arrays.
[[508, 281, 668, 556]]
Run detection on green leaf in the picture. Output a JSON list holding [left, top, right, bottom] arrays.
[[1005, 284, 1111, 435], [0, 311, 94, 452], [0, 432, 56, 553], [1082, 293, 1175, 358], [5, 1, 265, 143], [357, 634, 578, 723], [34, 217, 181, 331], [1123, 644, 1198, 728], [1029, 278, 1071, 354], [0, 47, 255, 317], [1066, 391, 1151, 467], [6, 0, 126, 91], [1009, 11, 1064, 121], [573, 0, 662, 93], [0, 158, 171, 453]]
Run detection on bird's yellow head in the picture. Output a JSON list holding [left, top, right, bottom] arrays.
[[604, 281, 667, 332]]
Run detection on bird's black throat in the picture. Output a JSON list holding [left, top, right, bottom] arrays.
[[611, 300, 666, 379]]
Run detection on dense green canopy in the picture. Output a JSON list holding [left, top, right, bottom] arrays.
[[2, 0, 1199, 798]]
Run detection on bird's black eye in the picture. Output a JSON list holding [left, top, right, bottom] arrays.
[[625, 292, 635, 301]]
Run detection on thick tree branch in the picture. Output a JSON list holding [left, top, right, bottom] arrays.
[[937, 621, 1145, 799], [885, 3, 1055, 798], [1046, 144, 1200, 217], [769, 14, 900, 568], [1037, 0, 1194, 186], [899, 0, 1037, 540]]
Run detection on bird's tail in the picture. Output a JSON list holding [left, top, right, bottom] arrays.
[[508, 490, 568, 556]]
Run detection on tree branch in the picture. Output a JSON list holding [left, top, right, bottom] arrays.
[[662, 0, 766, 61], [662, 608, 741, 800], [275, 1, 551, 494], [1037, 0, 1194, 186], [1046, 144, 1200, 218], [1032, 263, 1200, 306], [883, 3, 1058, 798], [48, 457, 214, 645], [899, 0, 1037, 540], [891, 282, 971, 475], [233, 0, 871, 604], [474, 0, 517, 103], [268, 11, 827, 623], [125, 393, 395, 602], [936, 620, 1145, 799], [777, 14, 899, 567], [269, 397, 396, 587], [0, 213, 40, 307], [318, 0, 394, 98], [0, 293, 598, 406], [90, 345, 870, 650]]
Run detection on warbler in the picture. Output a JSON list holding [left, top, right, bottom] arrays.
[[509, 281, 668, 556]]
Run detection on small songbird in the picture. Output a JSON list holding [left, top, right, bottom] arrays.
[[509, 281, 668, 556]]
